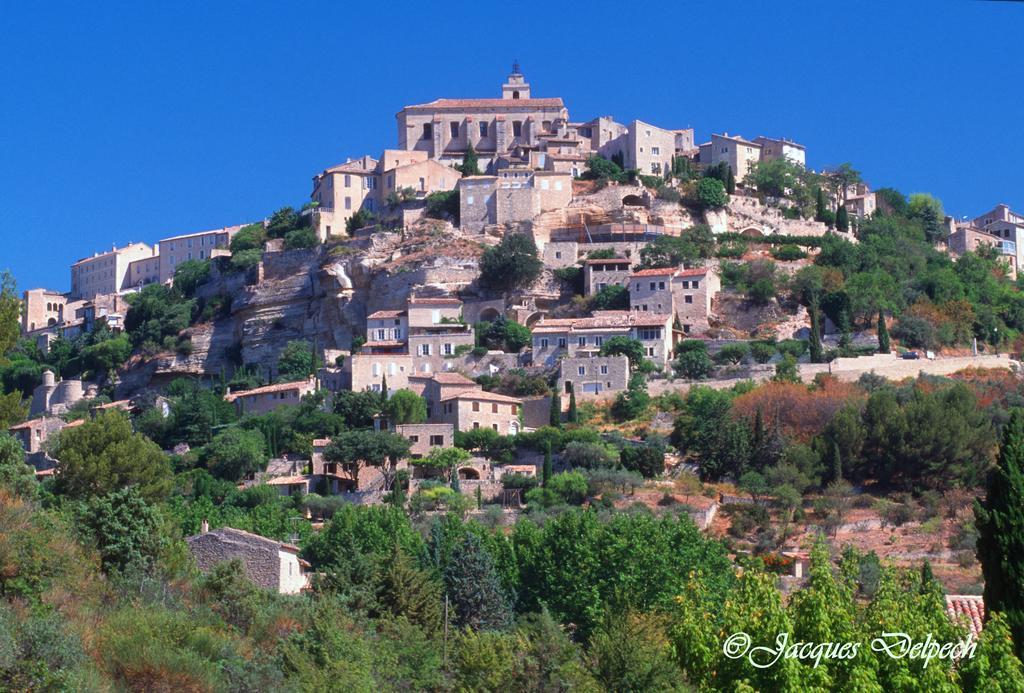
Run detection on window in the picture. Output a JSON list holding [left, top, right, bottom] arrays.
[[511, 404, 518, 415], [542, 120, 552, 130], [649, 282, 656, 290], [639, 328, 661, 340], [645, 347, 655, 357], [541, 179, 549, 190], [450, 122, 459, 138], [595, 336, 603, 347], [600, 365, 608, 375], [420, 344, 431, 356], [555, 180, 563, 191], [683, 324, 692, 334], [387, 175, 394, 188], [418, 177, 425, 191], [422, 123, 432, 139], [693, 280, 700, 289], [394, 329, 402, 340], [658, 281, 666, 290], [491, 403, 498, 413], [443, 343, 453, 355], [492, 423, 499, 431], [555, 251, 562, 259], [512, 121, 523, 137], [685, 295, 693, 304], [681, 280, 689, 289], [408, 435, 419, 443], [540, 338, 549, 348], [472, 401, 480, 412], [344, 174, 351, 187], [376, 329, 385, 340], [344, 197, 352, 210], [511, 90, 519, 99], [429, 435, 444, 446], [578, 366, 586, 376], [479, 122, 488, 137], [578, 336, 586, 346], [473, 422, 480, 429], [558, 338, 567, 349]]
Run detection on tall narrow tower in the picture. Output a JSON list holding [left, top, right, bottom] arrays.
[[501, 60, 530, 100]]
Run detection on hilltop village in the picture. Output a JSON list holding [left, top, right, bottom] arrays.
[[5, 65, 1024, 688]]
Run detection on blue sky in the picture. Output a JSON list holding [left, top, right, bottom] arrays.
[[1, 1, 1022, 292]]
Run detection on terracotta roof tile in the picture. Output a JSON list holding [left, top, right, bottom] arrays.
[[368, 309, 407, 319], [404, 98, 564, 110], [430, 372, 476, 385], [630, 267, 678, 277], [224, 379, 314, 402], [946, 595, 985, 639], [440, 389, 522, 404]]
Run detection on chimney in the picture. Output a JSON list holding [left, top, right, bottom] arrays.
[[201, 519, 209, 534]]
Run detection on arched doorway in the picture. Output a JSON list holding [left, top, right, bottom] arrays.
[[458, 467, 481, 480], [479, 307, 501, 323]]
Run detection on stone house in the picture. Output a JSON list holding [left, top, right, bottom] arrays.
[[698, 133, 762, 180], [557, 355, 630, 400], [582, 257, 633, 296], [310, 151, 461, 240], [186, 525, 310, 595], [531, 311, 675, 367], [409, 371, 479, 420], [366, 309, 408, 345], [224, 378, 317, 416], [70, 242, 157, 300], [458, 170, 572, 232], [844, 183, 877, 219], [752, 136, 806, 167], [438, 389, 522, 435], [395, 65, 569, 169], [29, 370, 86, 417], [600, 119, 694, 177], [8, 415, 77, 455], [21, 289, 68, 333], [973, 203, 1024, 272], [947, 225, 1017, 278], [157, 225, 243, 284], [393, 422, 454, 459], [629, 266, 719, 335], [347, 352, 414, 394]]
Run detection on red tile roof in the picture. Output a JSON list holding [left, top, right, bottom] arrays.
[[677, 267, 710, 277], [224, 379, 315, 402], [630, 267, 677, 277], [430, 372, 477, 385], [440, 389, 522, 404], [404, 98, 564, 110], [946, 595, 985, 639], [532, 311, 672, 333], [368, 309, 407, 319]]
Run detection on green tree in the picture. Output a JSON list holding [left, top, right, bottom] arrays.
[[0, 431, 35, 497], [173, 259, 211, 298], [587, 610, 683, 692], [582, 155, 625, 182], [229, 223, 267, 252], [51, 410, 172, 501], [835, 204, 849, 232], [332, 389, 381, 429], [725, 166, 736, 194], [959, 611, 1024, 692], [696, 177, 728, 210], [908, 193, 945, 244], [590, 284, 629, 310], [201, 427, 268, 482], [548, 393, 561, 428], [323, 429, 412, 492], [809, 296, 824, 363], [79, 487, 167, 574], [284, 226, 317, 250], [542, 442, 553, 485], [814, 187, 828, 223], [444, 533, 513, 631], [124, 283, 193, 349], [459, 142, 481, 177], [877, 310, 890, 353], [773, 354, 801, 384], [412, 446, 470, 483], [479, 234, 543, 293], [611, 374, 650, 422], [0, 271, 20, 360], [80, 333, 131, 378], [266, 206, 301, 238], [599, 336, 645, 366], [382, 389, 427, 425], [567, 386, 578, 424], [674, 341, 713, 380], [276, 340, 318, 381], [976, 408, 1024, 657], [375, 544, 443, 634], [620, 439, 666, 478]]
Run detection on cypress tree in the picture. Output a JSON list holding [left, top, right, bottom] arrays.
[[976, 408, 1024, 657], [725, 166, 736, 194], [460, 142, 480, 177], [836, 205, 849, 233], [567, 386, 578, 424], [814, 187, 827, 222], [542, 442, 553, 487], [877, 310, 890, 354], [809, 297, 824, 363], [443, 533, 512, 631], [549, 392, 561, 428], [380, 373, 388, 405], [829, 442, 843, 483]]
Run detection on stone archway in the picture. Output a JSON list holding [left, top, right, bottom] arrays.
[[479, 307, 501, 323], [524, 311, 544, 328], [739, 225, 765, 238], [458, 467, 481, 480]]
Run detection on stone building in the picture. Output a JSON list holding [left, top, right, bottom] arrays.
[[698, 133, 762, 180], [29, 370, 86, 417], [409, 371, 479, 419], [583, 257, 633, 296], [224, 378, 317, 416], [599, 119, 695, 176], [310, 151, 461, 240], [458, 170, 572, 232], [395, 64, 569, 169], [844, 183, 877, 219], [438, 389, 522, 435], [186, 525, 310, 594], [973, 203, 1024, 272], [629, 266, 719, 335], [348, 352, 415, 394], [393, 422, 454, 459], [157, 225, 242, 284], [21, 289, 68, 333], [8, 415, 75, 454], [531, 311, 675, 367], [70, 241, 157, 300], [753, 136, 806, 167], [557, 355, 630, 400], [947, 224, 1017, 278]]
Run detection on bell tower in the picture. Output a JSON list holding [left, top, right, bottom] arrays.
[[501, 60, 530, 100]]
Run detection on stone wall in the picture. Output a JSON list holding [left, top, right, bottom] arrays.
[[187, 529, 281, 591]]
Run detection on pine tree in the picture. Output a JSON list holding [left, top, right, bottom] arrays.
[[460, 142, 480, 177], [444, 533, 512, 631], [376, 544, 443, 634], [836, 205, 849, 233], [976, 408, 1024, 657], [815, 187, 828, 223], [809, 296, 824, 363], [567, 385, 578, 424], [549, 392, 561, 428], [542, 442, 553, 487], [877, 310, 890, 354]]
